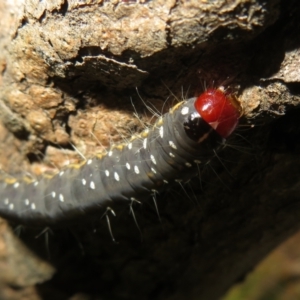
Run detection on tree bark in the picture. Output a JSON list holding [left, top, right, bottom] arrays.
[[1, 0, 300, 299]]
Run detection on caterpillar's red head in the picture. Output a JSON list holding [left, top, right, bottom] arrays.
[[194, 88, 242, 138]]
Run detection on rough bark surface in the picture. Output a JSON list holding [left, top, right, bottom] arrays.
[[0, 0, 300, 299]]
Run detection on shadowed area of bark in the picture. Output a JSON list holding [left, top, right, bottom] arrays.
[[1, 0, 300, 299]]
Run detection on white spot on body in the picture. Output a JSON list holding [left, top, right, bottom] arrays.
[[143, 138, 147, 149], [13, 182, 19, 188], [185, 162, 192, 167], [151, 167, 157, 174], [24, 199, 29, 206], [4, 198, 9, 205], [90, 181, 95, 189], [150, 155, 157, 165], [34, 181, 39, 186], [9, 203, 14, 210], [194, 159, 201, 164], [163, 180, 168, 184], [105, 170, 110, 177], [128, 143, 132, 150], [191, 111, 200, 121], [169, 141, 177, 149], [59, 194, 64, 202], [181, 106, 189, 115], [87, 159, 92, 165], [52, 191, 56, 198], [59, 171, 64, 176], [169, 152, 175, 158], [126, 163, 131, 170], [159, 126, 164, 138], [134, 166, 140, 174], [108, 151, 113, 156], [114, 172, 120, 182], [31, 203, 36, 210], [82, 178, 86, 185]]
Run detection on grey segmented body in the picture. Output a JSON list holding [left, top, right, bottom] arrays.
[[0, 97, 222, 226]]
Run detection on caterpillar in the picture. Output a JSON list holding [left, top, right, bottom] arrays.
[[0, 88, 241, 227]]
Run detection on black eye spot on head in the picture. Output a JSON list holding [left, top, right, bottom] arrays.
[[184, 112, 212, 142]]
